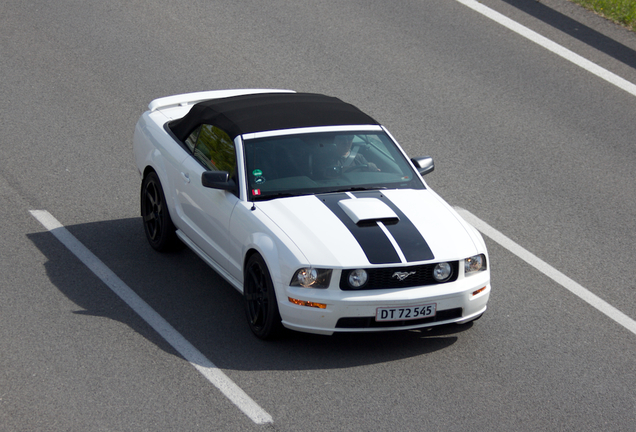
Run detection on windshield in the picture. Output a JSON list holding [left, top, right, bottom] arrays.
[[243, 130, 424, 200]]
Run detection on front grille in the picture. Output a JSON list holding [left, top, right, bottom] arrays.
[[339, 261, 459, 290], [335, 308, 463, 329]]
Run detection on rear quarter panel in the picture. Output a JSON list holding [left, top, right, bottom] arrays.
[[133, 110, 189, 226]]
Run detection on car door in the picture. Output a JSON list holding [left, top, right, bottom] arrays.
[[174, 124, 239, 271]]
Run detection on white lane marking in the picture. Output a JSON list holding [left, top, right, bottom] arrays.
[[455, 0, 636, 98], [29, 210, 273, 425], [455, 207, 636, 336]]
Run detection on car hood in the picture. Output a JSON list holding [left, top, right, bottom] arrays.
[[255, 189, 483, 268]]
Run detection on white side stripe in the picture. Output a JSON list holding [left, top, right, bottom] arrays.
[[455, 0, 636, 98], [455, 207, 636, 336], [29, 210, 273, 425]]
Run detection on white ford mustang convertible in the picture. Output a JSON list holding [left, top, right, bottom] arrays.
[[133, 89, 490, 338]]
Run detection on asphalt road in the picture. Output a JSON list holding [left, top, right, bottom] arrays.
[[2, 0, 635, 430]]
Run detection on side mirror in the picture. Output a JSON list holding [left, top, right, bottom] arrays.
[[201, 171, 237, 193], [411, 156, 435, 176]]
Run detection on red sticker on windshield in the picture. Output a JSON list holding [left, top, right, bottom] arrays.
[[252, 189, 261, 196]]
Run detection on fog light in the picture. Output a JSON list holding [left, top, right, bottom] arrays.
[[348, 269, 368, 288], [288, 297, 327, 309], [433, 262, 452, 282]]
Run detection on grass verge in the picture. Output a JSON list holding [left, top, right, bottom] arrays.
[[570, 0, 636, 32]]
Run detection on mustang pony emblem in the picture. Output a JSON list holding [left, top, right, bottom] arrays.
[[392, 271, 416, 281]]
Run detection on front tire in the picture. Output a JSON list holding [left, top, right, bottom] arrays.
[[243, 254, 283, 339], [141, 172, 179, 252]]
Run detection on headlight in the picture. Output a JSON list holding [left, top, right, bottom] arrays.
[[348, 269, 368, 288], [290, 268, 332, 288], [465, 254, 487, 275], [433, 262, 453, 282]]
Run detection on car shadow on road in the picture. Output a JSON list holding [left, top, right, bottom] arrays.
[[501, 0, 636, 70], [27, 217, 476, 372]]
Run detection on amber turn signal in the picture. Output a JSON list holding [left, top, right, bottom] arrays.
[[472, 286, 487, 296], [288, 297, 327, 309]]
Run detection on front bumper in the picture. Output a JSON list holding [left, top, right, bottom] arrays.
[[278, 270, 490, 335]]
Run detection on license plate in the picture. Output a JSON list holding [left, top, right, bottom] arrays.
[[375, 303, 436, 322]]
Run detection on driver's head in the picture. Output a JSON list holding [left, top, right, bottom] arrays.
[[335, 135, 354, 156]]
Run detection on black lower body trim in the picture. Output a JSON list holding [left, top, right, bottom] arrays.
[[335, 308, 463, 329]]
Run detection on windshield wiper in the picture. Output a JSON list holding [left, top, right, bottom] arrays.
[[255, 187, 387, 200], [330, 186, 387, 193], [253, 192, 309, 201]]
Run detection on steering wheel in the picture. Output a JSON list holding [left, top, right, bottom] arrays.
[[342, 164, 368, 173]]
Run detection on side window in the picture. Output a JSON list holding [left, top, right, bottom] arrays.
[[192, 124, 236, 175]]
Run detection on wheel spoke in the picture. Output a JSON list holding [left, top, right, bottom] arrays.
[[248, 267, 263, 291], [154, 212, 162, 230], [142, 180, 165, 242], [250, 304, 262, 325], [146, 183, 158, 206], [146, 192, 156, 208], [246, 264, 268, 326]]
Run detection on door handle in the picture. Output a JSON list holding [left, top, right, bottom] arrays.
[[181, 172, 190, 184]]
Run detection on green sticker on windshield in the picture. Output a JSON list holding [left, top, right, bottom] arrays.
[[252, 169, 263, 176]]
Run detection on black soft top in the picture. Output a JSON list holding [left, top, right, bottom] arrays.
[[170, 92, 379, 141]]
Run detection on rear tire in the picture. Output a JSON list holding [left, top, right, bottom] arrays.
[[141, 172, 179, 252], [243, 254, 283, 339]]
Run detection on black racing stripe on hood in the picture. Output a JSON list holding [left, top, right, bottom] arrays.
[[351, 191, 435, 262], [317, 193, 401, 264]]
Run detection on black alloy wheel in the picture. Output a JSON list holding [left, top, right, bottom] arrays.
[[141, 172, 178, 251], [244, 254, 283, 339]]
